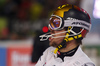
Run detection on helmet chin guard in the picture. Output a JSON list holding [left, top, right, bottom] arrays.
[[39, 27, 84, 41]]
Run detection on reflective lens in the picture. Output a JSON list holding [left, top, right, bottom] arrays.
[[49, 16, 61, 29]]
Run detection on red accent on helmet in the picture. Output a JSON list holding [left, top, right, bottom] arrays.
[[74, 6, 91, 23], [81, 29, 88, 38]]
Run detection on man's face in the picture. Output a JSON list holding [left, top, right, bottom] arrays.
[[49, 29, 66, 47]]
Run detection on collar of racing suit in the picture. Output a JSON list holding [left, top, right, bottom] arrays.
[[57, 45, 79, 61]]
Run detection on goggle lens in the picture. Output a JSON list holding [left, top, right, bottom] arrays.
[[49, 17, 61, 29]]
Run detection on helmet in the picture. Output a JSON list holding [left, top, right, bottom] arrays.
[[39, 4, 91, 53]]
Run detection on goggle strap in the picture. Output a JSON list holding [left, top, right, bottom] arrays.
[[64, 20, 91, 31]]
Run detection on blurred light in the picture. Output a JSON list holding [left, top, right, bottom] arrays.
[[93, 0, 100, 18], [42, 26, 48, 33]]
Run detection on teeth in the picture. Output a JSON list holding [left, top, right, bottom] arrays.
[[49, 37, 51, 41], [49, 37, 53, 41], [51, 37, 52, 39]]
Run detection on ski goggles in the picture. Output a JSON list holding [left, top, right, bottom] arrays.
[[49, 15, 64, 30], [49, 15, 91, 31]]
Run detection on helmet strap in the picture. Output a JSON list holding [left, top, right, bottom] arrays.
[[53, 39, 67, 54]]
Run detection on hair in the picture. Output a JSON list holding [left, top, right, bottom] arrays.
[[75, 38, 82, 45]]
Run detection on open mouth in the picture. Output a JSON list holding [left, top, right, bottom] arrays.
[[49, 37, 54, 41]]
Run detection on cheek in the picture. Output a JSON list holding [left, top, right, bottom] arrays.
[[54, 33, 65, 43], [54, 37, 64, 44]]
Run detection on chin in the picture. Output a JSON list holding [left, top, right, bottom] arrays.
[[49, 41, 59, 47], [49, 42, 53, 46]]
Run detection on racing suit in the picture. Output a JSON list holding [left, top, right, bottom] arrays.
[[35, 46, 95, 66]]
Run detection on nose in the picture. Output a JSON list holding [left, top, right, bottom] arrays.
[[50, 30, 55, 34], [48, 26, 56, 35], [49, 28, 54, 34]]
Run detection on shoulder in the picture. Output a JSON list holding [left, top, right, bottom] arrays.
[[35, 47, 56, 66], [47, 46, 56, 50], [40, 46, 56, 57], [76, 48, 95, 66], [44, 46, 56, 53], [78, 56, 95, 66], [72, 47, 95, 66], [81, 62, 95, 66], [79, 53, 95, 66]]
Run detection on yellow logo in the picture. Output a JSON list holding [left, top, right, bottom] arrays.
[[58, 5, 66, 9]]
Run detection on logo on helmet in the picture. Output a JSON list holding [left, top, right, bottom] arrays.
[[72, 22, 89, 28], [67, 17, 78, 20]]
